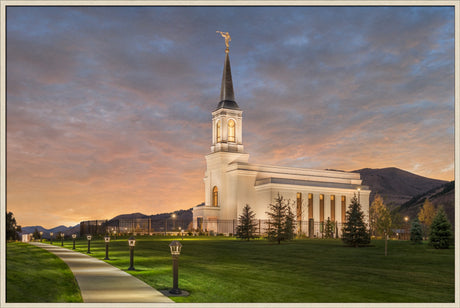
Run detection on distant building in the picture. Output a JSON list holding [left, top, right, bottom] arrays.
[[193, 42, 370, 236]]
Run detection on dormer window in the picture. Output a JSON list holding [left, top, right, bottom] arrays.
[[228, 119, 235, 142], [216, 121, 221, 142]]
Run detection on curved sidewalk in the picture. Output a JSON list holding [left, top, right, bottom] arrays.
[[30, 242, 173, 303]]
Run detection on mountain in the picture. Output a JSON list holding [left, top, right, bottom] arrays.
[[397, 181, 455, 227], [20, 225, 77, 238], [354, 167, 448, 206], [110, 212, 149, 220]]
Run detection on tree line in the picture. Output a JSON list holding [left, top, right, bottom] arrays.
[[236, 193, 453, 251]]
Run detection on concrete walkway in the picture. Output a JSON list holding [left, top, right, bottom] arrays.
[[30, 242, 173, 303]]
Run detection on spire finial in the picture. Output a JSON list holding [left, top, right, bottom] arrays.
[[216, 31, 231, 53]]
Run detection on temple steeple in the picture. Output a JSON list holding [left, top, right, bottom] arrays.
[[211, 31, 244, 154], [215, 31, 240, 111], [216, 52, 240, 110]]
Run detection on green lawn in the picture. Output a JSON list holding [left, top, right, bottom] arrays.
[[6, 242, 83, 303], [65, 236, 454, 303]]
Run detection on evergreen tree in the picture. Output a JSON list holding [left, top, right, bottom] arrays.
[[410, 217, 423, 244], [6, 211, 21, 241], [236, 204, 258, 241], [266, 194, 295, 244], [284, 205, 296, 241], [324, 217, 335, 239], [429, 207, 452, 249], [33, 228, 41, 240], [341, 195, 370, 247]]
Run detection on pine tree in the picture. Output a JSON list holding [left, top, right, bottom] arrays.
[[6, 211, 21, 241], [236, 204, 258, 241], [266, 194, 295, 244], [284, 205, 296, 241], [33, 228, 41, 240], [341, 195, 370, 247], [429, 207, 452, 249], [324, 217, 335, 239], [410, 217, 423, 244]]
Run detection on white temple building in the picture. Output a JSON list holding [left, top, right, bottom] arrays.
[[193, 37, 370, 237]]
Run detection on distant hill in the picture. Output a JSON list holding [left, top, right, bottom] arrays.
[[397, 181, 455, 227], [354, 167, 448, 206], [110, 212, 149, 220], [21, 225, 77, 238]]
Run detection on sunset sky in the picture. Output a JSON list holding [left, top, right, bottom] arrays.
[[5, 5, 455, 229]]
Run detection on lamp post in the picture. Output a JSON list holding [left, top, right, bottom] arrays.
[[357, 187, 361, 204], [169, 240, 183, 294], [60, 232, 65, 246], [72, 234, 77, 249], [171, 214, 177, 231], [50, 232, 54, 244], [104, 235, 110, 260], [404, 216, 409, 240], [128, 236, 136, 270], [179, 227, 183, 240], [40, 231, 43, 242], [87, 235, 92, 254]]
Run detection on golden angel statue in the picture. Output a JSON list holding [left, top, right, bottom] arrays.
[[216, 31, 231, 50]]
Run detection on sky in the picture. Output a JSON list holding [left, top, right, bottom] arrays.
[[4, 5, 455, 229]]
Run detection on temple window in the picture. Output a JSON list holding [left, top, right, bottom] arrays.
[[212, 186, 219, 207], [216, 121, 221, 142], [228, 119, 235, 142]]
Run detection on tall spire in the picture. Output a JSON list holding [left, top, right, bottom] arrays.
[[216, 31, 240, 110]]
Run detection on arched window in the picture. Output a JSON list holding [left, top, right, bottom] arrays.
[[212, 186, 218, 207], [228, 119, 235, 142], [216, 121, 221, 142]]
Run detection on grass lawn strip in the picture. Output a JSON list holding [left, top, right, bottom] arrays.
[[6, 242, 83, 303], [61, 236, 454, 303]]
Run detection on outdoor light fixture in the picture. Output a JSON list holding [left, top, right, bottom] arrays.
[[172, 213, 177, 231], [60, 232, 65, 246], [357, 187, 361, 204], [87, 235, 92, 254], [50, 232, 54, 244], [40, 231, 43, 242], [104, 235, 111, 260], [72, 234, 77, 249], [169, 240, 183, 294], [404, 216, 409, 240], [128, 236, 136, 270]]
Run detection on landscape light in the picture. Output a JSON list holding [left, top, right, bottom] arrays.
[[172, 213, 177, 231], [87, 235, 92, 254], [169, 241, 183, 294], [60, 232, 65, 246], [357, 187, 361, 204], [72, 234, 77, 249], [404, 216, 409, 240], [104, 235, 111, 260], [50, 232, 54, 244], [128, 236, 136, 270], [40, 231, 43, 242]]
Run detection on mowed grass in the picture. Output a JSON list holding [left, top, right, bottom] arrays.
[[6, 242, 83, 303], [67, 236, 454, 303]]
